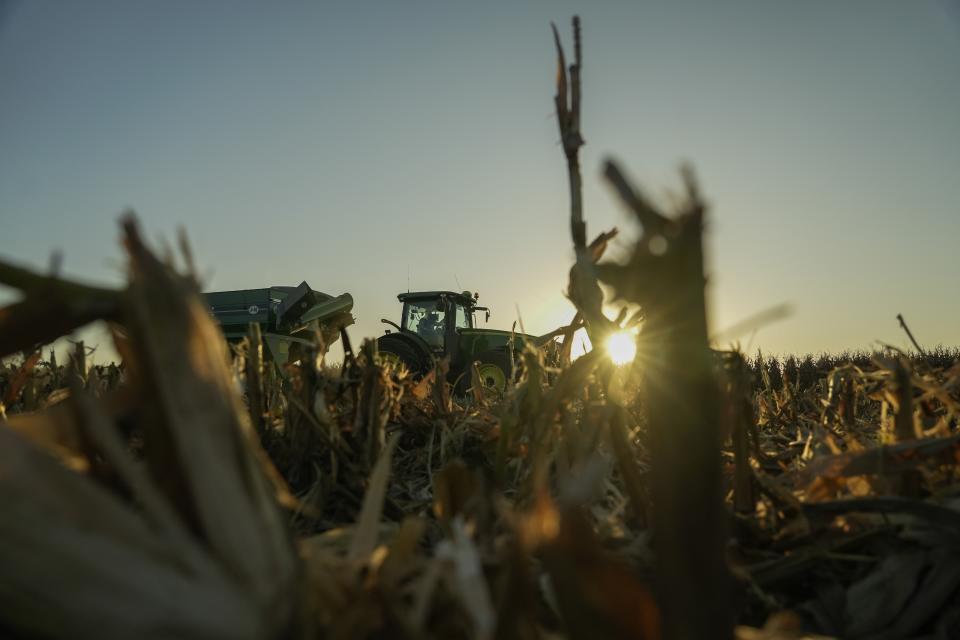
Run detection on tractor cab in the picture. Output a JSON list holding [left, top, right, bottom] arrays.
[[397, 291, 483, 354]]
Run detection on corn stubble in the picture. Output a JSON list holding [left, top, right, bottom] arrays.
[[2, 15, 960, 640], [0, 217, 297, 639]]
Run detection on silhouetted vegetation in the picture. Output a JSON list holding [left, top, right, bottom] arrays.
[[747, 347, 960, 392]]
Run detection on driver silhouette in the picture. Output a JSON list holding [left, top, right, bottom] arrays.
[[417, 309, 444, 348]]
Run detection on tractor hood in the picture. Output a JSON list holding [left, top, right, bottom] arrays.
[[456, 327, 545, 357]]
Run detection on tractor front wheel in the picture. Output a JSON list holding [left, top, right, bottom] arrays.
[[470, 349, 513, 395]]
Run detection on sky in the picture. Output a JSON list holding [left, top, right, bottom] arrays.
[[1, 0, 958, 363]]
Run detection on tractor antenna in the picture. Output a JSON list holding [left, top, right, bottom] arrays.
[[454, 273, 462, 291], [514, 304, 527, 335], [407, 264, 410, 293]]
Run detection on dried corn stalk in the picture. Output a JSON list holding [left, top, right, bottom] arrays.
[[0, 215, 298, 639]]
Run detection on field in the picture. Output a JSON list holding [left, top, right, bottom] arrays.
[[2, 17, 959, 640]]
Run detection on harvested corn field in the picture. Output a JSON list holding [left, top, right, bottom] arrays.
[[2, 9, 959, 640], [3, 216, 960, 639]]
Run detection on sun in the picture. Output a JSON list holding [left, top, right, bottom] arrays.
[[605, 330, 637, 366]]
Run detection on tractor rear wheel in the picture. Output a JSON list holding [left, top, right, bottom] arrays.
[[376, 334, 429, 376]]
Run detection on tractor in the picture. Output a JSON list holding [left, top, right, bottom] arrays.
[[376, 290, 549, 393]]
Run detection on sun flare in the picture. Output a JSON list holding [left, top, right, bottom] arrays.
[[605, 331, 637, 366]]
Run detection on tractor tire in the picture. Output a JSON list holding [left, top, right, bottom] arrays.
[[376, 334, 430, 377], [469, 348, 514, 396]]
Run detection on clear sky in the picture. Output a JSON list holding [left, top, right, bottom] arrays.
[[1, 1, 958, 363]]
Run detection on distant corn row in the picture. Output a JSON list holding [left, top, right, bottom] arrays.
[[748, 347, 960, 392], [747, 345, 960, 391], [5, 347, 956, 414]]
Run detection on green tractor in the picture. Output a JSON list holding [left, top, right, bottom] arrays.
[[205, 281, 354, 367], [376, 290, 547, 393]]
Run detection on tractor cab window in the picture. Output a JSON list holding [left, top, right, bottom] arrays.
[[454, 303, 472, 330], [404, 300, 446, 349]]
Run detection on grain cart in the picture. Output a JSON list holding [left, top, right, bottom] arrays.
[[205, 281, 354, 367], [376, 290, 552, 393]]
